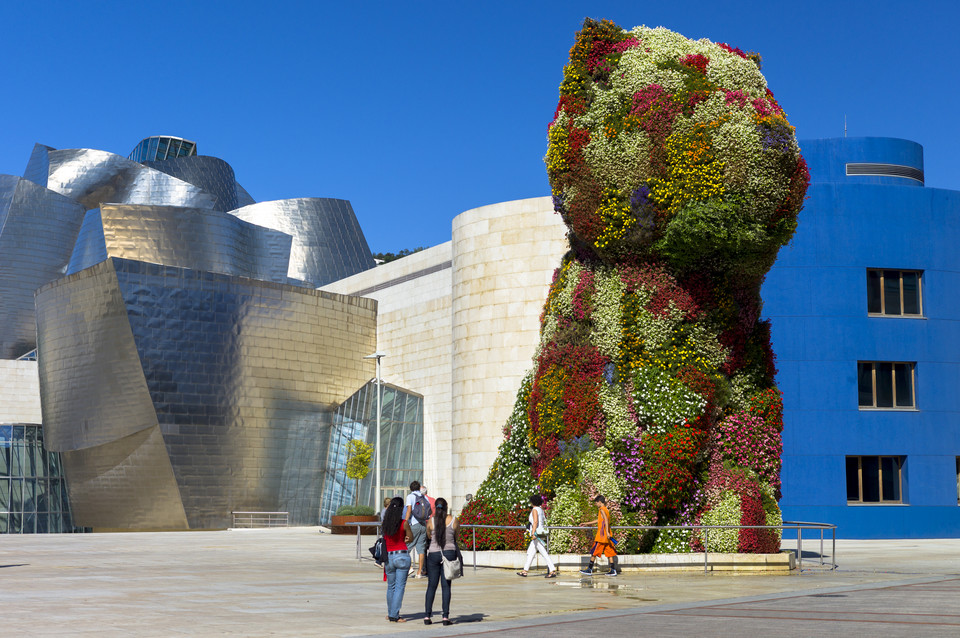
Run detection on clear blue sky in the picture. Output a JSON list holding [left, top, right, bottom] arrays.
[[1, 1, 957, 254]]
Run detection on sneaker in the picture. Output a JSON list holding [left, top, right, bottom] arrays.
[[607, 569, 619, 577], [578, 568, 593, 575]]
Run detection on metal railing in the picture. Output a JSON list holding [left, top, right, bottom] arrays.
[[345, 520, 836, 574], [460, 521, 836, 574], [351, 521, 381, 560], [231, 511, 289, 528], [782, 520, 837, 571]]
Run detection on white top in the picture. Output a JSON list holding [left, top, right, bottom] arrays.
[[405, 491, 423, 528], [529, 506, 547, 535]]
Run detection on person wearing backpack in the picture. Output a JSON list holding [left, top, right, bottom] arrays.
[[404, 480, 431, 578], [516, 494, 557, 578]]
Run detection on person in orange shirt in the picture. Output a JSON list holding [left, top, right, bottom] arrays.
[[579, 494, 619, 576]]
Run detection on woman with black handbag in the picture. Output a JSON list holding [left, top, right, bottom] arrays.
[[423, 497, 459, 625], [382, 497, 414, 623]]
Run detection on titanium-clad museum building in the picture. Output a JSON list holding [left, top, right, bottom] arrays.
[[0, 136, 422, 531]]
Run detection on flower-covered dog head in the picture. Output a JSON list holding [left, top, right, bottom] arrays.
[[547, 19, 808, 277]]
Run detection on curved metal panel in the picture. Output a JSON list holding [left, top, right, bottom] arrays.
[[66, 209, 109, 274], [23, 144, 52, 187], [36, 257, 377, 529], [67, 204, 292, 282], [229, 198, 376, 287], [0, 177, 87, 359], [60, 426, 189, 530], [143, 155, 241, 212], [110, 259, 377, 528], [43, 148, 216, 210], [35, 260, 159, 451], [235, 182, 256, 207]]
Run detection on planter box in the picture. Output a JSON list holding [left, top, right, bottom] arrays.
[[330, 515, 379, 535]]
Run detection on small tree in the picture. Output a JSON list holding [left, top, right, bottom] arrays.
[[345, 439, 374, 506]]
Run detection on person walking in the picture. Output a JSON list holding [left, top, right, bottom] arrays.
[[423, 497, 459, 626], [404, 480, 431, 578], [382, 496, 414, 623], [579, 494, 619, 576], [422, 486, 436, 511], [516, 494, 557, 578]]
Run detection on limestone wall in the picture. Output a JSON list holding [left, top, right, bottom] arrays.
[[450, 196, 567, 506], [0, 360, 42, 423], [325, 196, 569, 511]]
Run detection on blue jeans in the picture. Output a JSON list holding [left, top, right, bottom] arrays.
[[385, 551, 411, 619]]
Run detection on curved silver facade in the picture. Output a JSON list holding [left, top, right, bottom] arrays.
[[231, 198, 376, 286], [37, 258, 377, 529], [0, 136, 399, 531], [143, 155, 244, 212], [67, 204, 293, 283], [0, 176, 87, 359], [36, 148, 217, 211]]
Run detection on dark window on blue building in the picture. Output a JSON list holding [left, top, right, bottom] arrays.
[[867, 269, 922, 316], [858, 362, 915, 409], [846, 456, 903, 503]]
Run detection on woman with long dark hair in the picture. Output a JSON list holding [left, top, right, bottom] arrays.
[[423, 497, 459, 625], [382, 496, 413, 622], [516, 494, 557, 578]]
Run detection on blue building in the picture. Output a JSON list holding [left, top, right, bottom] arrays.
[[764, 137, 960, 538]]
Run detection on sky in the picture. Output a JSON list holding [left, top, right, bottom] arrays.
[[1, 1, 958, 254]]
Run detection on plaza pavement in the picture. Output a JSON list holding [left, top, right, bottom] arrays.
[[2, 527, 958, 637]]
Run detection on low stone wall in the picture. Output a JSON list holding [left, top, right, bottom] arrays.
[[461, 549, 796, 573]]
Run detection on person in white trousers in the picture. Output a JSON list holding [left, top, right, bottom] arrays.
[[516, 494, 557, 578]]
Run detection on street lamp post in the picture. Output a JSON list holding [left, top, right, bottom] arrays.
[[363, 352, 386, 507]]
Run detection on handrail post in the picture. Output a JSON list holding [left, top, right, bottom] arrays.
[[832, 526, 836, 571], [356, 523, 361, 561], [819, 528, 824, 567], [797, 525, 802, 572], [704, 528, 709, 574], [473, 528, 477, 573]]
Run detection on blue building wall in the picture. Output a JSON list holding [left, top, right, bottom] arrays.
[[764, 137, 960, 538]]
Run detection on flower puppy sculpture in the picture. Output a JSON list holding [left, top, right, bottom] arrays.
[[462, 19, 808, 555]]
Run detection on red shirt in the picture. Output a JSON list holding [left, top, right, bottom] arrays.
[[385, 520, 407, 552]]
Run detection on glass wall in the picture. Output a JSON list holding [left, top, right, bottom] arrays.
[[128, 136, 198, 163], [0, 424, 74, 533], [320, 382, 423, 524]]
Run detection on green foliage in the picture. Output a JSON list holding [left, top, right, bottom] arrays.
[[699, 491, 741, 552], [630, 365, 706, 434], [372, 247, 426, 264], [653, 197, 773, 275], [458, 497, 527, 550], [345, 439, 373, 481], [546, 483, 591, 553], [476, 374, 538, 509], [651, 527, 694, 554], [334, 505, 376, 516]]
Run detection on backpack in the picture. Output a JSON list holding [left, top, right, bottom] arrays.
[[411, 493, 432, 524], [369, 536, 386, 566]]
